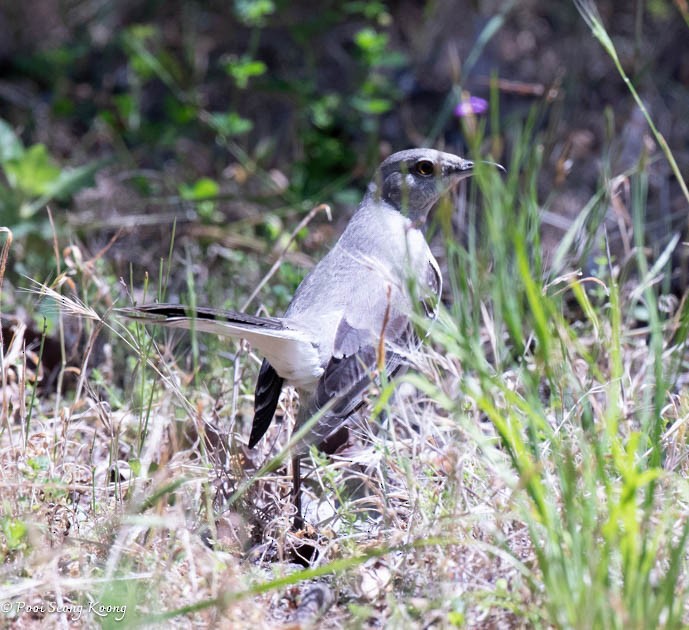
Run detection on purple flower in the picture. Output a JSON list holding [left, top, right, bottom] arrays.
[[454, 96, 489, 118]]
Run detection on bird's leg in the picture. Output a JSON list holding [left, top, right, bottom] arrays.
[[292, 454, 304, 530]]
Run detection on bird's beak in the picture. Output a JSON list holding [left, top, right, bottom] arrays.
[[444, 159, 505, 197], [451, 159, 506, 175], [481, 160, 506, 173], [451, 160, 506, 188]]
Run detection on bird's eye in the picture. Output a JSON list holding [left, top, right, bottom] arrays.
[[415, 159, 435, 177]]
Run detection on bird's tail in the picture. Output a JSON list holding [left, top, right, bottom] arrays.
[[119, 303, 286, 337], [118, 304, 316, 382]]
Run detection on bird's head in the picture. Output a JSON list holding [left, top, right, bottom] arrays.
[[367, 148, 477, 223]]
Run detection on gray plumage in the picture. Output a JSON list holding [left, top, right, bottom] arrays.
[[120, 149, 475, 456]]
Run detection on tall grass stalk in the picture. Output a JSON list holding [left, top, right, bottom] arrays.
[[574, 0, 689, 206], [428, 110, 689, 626]]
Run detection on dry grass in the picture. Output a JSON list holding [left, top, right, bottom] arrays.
[[0, 272, 543, 628], [5, 261, 689, 628]]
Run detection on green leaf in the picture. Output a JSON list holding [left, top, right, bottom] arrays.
[[19, 157, 109, 218], [2, 517, 28, 549], [179, 177, 220, 221], [129, 458, 142, 477], [0, 118, 24, 163], [0, 183, 22, 223], [27, 456, 50, 471], [354, 27, 388, 55], [350, 96, 392, 115], [179, 177, 220, 201], [223, 56, 267, 89], [4, 144, 60, 195], [447, 611, 465, 627], [165, 96, 197, 124], [309, 93, 341, 128], [234, 0, 275, 26], [208, 112, 253, 137]]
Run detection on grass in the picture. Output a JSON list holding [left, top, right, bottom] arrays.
[[2, 10, 689, 630]]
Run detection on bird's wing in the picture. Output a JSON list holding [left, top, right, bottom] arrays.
[[297, 312, 415, 450], [119, 304, 320, 386], [249, 359, 284, 448]]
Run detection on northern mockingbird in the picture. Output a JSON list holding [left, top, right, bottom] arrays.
[[122, 148, 482, 525]]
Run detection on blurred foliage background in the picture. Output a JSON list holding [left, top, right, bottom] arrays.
[[0, 0, 688, 329]]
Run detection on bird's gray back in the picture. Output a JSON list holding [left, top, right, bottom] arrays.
[[284, 199, 438, 369]]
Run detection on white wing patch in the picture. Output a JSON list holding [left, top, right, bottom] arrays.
[[153, 317, 323, 388]]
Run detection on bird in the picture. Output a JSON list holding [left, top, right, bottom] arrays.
[[120, 148, 484, 526]]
